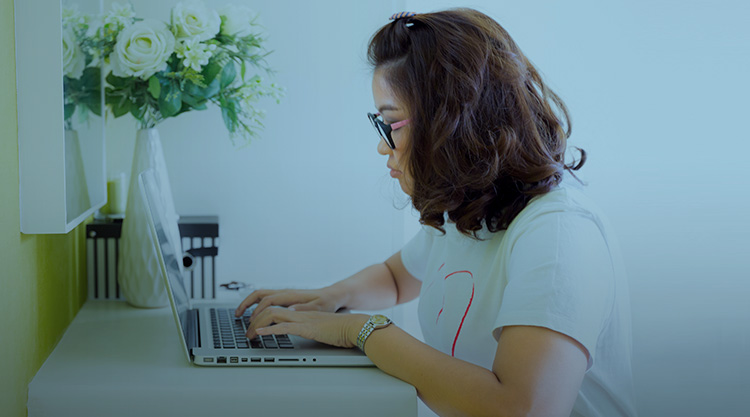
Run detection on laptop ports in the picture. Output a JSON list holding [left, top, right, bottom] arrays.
[[230, 357, 239, 363], [217, 356, 227, 364]]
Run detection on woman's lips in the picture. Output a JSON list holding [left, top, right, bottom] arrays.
[[388, 165, 402, 178]]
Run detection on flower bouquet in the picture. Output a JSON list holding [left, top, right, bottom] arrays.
[[100, 1, 282, 143], [62, 4, 102, 130]]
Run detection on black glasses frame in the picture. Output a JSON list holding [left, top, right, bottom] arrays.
[[367, 112, 397, 149]]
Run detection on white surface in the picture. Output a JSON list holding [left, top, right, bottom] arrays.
[[15, 0, 106, 234], [28, 300, 416, 417]]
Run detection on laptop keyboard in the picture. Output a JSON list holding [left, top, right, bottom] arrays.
[[210, 308, 294, 350]]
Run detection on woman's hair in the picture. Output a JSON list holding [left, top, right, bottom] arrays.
[[368, 8, 585, 238]]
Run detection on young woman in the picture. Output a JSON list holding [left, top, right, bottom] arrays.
[[236, 9, 637, 417]]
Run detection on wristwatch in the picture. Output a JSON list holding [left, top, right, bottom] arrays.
[[356, 314, 392, 353]]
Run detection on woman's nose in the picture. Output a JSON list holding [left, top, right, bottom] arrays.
[[377, 138, 391, 156]]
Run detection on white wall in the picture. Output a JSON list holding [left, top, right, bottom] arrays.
[[406, 1, 750, 416], [104, 1, 749, 416], [106, 0, 409, 292]]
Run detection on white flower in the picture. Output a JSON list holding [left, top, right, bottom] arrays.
[[62, 4, 89, 32], [218, 4, 256, 38], [110, 20, 175, 80], [171, 1, 220, 42], [62, 26, 85, 79], [103, 3, 135, 30], [175, 38, 216, 71]]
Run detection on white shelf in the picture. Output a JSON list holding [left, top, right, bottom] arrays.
[[15, 0, 106, 234]]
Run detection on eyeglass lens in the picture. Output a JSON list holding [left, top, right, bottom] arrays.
[[368, 113, 395, 149]]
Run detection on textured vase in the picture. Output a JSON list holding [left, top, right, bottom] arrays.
[[118, 128, 181, 308]]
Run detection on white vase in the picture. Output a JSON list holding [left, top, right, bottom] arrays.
[[118, 128, 181, 308]]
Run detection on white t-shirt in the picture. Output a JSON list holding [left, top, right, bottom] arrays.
[[401, 183, 638, 417]]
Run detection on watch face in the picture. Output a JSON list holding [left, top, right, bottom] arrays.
[[371, 314, 390, 326]]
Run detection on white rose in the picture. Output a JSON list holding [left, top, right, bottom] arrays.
[[62, 4, 89, 33], [62, 27, 85, 79], [171, 1, 220, 42], [218, 4, 256, 38], [103, 2, 136, 31], [110, 20, 176, 80]]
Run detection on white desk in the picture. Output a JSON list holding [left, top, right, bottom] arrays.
[[28, 300, 417, 417]]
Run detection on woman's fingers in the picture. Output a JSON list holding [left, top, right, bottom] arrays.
[[236, 289, 333, 319], [235, 289, 300, 318], [288, 300, 323, 312], [250, 291, 314, 320], [246, 306, 294, 338], [256, 321, 315, 341], [235, 289, 273, 317], [245, 308, 367, 349]]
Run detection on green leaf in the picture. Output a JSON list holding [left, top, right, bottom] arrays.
[[111, 98, 130, 118], [159, 81, 182, 118], [84, 93, 102, 116], [106, 73, 129, 88], [241, 60, 247, 81], [184, 82, 203, 99], [81, 67, 101, 86], [202, 60, 222, 84], [181, 93, 207, 110], [148, 76, 161, 100], [129, 103, 145, 120], [64, 103, 75, 120], [220, 98, 239, 133], [201, 78, 220, 98], [221, 105, 235, 133], [175, 101, 192, 116], [220, 62, 236, 89], [105, 90, 131, 118]]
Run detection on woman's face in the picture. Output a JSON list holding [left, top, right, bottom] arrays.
[[371, 69, 413, 195]]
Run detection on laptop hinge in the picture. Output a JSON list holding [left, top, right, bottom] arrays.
[[187, 309, 200, 349]]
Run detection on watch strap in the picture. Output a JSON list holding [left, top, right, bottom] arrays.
[[356, 315, 391, 352]]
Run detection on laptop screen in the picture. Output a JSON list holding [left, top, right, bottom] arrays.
[[139, 170, 191, 339]]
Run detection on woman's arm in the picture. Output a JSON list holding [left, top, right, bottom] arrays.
[[247, 310, 587, 417], [363, 324, 588, 417], [236, 251, 421, 318], [329, 250, 422, 310]]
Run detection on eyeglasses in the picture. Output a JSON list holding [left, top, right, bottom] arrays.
[[367, 112, 410, 150]]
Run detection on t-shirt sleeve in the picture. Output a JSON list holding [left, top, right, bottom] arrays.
[[400, 227, 433, 281], [492, 211, 615, 370]]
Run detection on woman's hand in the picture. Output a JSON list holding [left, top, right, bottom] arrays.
[[234, 288, 343, 321], [245, 307, 369, 349]]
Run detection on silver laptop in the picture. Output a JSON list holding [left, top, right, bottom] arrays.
[[139, 169, 373, 367]]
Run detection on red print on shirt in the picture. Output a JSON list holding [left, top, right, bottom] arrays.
[[434, 269, 475, 357]]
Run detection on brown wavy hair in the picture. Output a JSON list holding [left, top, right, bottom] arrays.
[[368, 8, 585, 238]]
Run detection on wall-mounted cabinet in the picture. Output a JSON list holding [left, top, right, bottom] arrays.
[[15, 0, 106, 233]]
